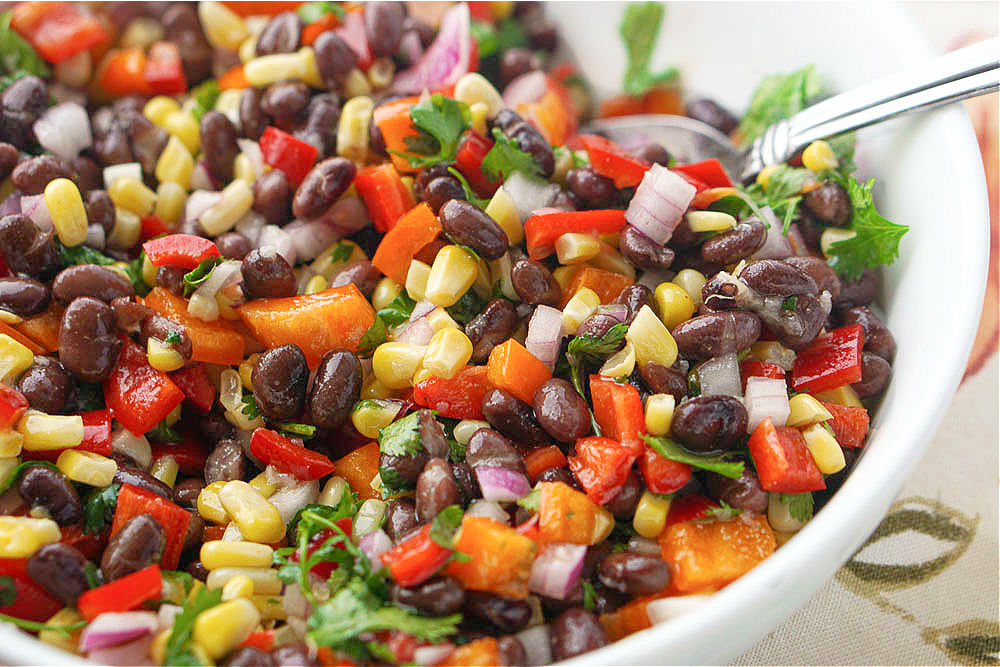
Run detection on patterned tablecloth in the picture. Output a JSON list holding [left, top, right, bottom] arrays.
[[736, 5, 999, 665]]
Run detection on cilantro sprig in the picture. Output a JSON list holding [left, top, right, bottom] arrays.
[[482, 128, 542, 181], [0, 10, 50, 91], [163, 587, 224, 666], [619, 2, 679, 97], [823, 172, 909, 279], [188, 79, 220, 122], [0, 576, 85, 636], [738, 65, 822, 145], [393, 94, 471, 169], [83, 482, 121, 535], [182, 257, 222, 296], [565, 323, 628, 396], [642, 434, 745, 479], [778, 492, 814, 522]]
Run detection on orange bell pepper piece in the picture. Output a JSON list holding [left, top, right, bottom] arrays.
[[1, 319, 47, 355], [537, 481, 601, 546], [561, 266, 634, 307], [218, 64, 249, 90], [144, 288, 246, 366], [445, 516, 536, 599], [523, 445, 568, 482], [96, 47, 152, 97], [372, 97, 421, 174], [486, 338, 552, 405], [354, 163, 416, 233], [302, 13, 340, 45], [599, 592, 670, 641], [333, 442, 380, 501], [439, 638, 501, 667], [221, 1, 304, 16], [371, 202, 442, 284], [238, 285, 375, 368]]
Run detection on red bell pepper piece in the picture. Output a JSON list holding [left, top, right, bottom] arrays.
[[259, 126, 319, 186], [822, 402, 870, 448], [0, 384, 29, 429], [60, 524, 106, 561], [791, 324, 864, 394], [111, 484, 191, 570], [240, 630, 277, 652], [589, 375, 645, 457], [152, 438, 209, 475], [354, 163, 416, 233], [104, 338, 184, 436], [302, 13, 340, 46], [412, 365, 491, 420], [144, 41, 187, 95], [139, 214, 170, 243], [77, 565, 162, 621], [142, 234, 221, 270], [454, 130, 500, 197], [672, 159, 734, 189], [380, 523, 451, 588], [664, 493, 717, 529], [740, 360, 786, 391], [170, 365, 216, 413], [466, 1, 495, 22], [222, 1, 306, 16], [249, 428, 336, 480], [639, 445, 692, 495], [523, 445, 568, 482], [747, 417, 825, 493], [567, 436, 636, 506], [579, 134, 651, 189], [524, 209, 627, 260], [0, 558, 61, 623], [10, 2, 108, 64]]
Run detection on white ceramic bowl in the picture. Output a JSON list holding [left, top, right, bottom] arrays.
[[0, 3, 989, 666]]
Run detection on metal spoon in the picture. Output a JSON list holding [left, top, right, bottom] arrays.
[[586, 37, 999, 182]]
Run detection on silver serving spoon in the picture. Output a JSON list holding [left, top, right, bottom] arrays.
[[586, 37, 999, 182]]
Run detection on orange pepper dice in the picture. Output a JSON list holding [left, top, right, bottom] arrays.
[[445, 516, 536, 600]]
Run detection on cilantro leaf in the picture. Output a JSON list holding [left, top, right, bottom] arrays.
[[429, 505, 464, 549], [189, 79, 220, 122], [778, 492, 814, 522], [163, 330, 183, 345], [566, 323, 628, 396], [482, 128, 543, 181], [782, 295, 798, 311], [739, 65, 823, 145], [395, 94, 470, 168], [329, 242, 354, 263], [0, 575, 16, 606], [277, 422, 317, 439], [0, 11, 50, 86], [164, 587, 224, 666], [699, 501, 743, 522], [824, 173, 909, 280], [447, 167, 490, 209], [377, 292, 416, 328], [147, 419, 181, 443], [182, 257, 222, 297], [240, 393, 261, 419], [517, 487, 540, 513], [642, 434, 745, 479], [297, 0, 345, 24], [287, 495, 357, 545], [378, 411, 423, 457], [741, 165, 814, 233], [55, 241, 116, 268], [0, 606, 85, 637], [581, 580, 597, 612], [619, 2, 678, 97], [470, 21, 499, 59], [127, 252, 151, 297], [83, 482, 121, 535], [358, 316, 388, 356], [445, 288, 485, 326], [449, 438, 467, 463], [0, 461, 59, 496]]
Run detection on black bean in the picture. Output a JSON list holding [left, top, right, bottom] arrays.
[[466, 428, 525, 472], [840, 306, 895, 360], [242, 248, 296, 299], [416, 458, 462, 524], [115, 464, 174, 498], [314, 32, 357, 90], [550, 608, 608, 661], [669, 215, 701, 248], [802, 182, 851, 227], [292, 157, 356, 220], [199, 410, 235, 446], [772, 293, 829, 351], [597, 552, 670, 595], [639, 362, 688, 402], [183, 512, 205, 556], [155, 266, 186, 296], [567, 168, 616, 209], [672, 311, 762, 360], [605, 467, 642, 519], [497, 635, 527, 667], [261, 81, 311, 132], [162, 4, 213, 85], [852, 351, 891, 397], [122, 110, 168, 176], [0, 143, 18, 181], [173, 477, 204, 509], [619, 226, 675, 271], [18, 466, 82, 525], [418, 409, 449, 459], [493, 110, 554, 177], [481, 389, 549, 445], [204, 439, 247, 484], [0, 277, 49, 316], [740, 259, 819, 297], [466, 299, 518, 363], [101, 514, 167, 581], [575, 314, 621, 341], [439, 199, 508, 260], [223, 647, 277, 667], [17, 357, 72, 415], [368, 118, 386, 157], [295, 93, 340, 157], [835, 269, 878, 309], [94, 125, 133, 167], [26, 543, 90, 606], [511, 259, 561, 306], [309, 349, 362, 429], [538, 465, 580, 489], [85, 190, 116, 234], [59, 297, 120, 383], [239, 88, 268, 141], [213, 231, 252, 261], [704, 468, 768, 514], [141, 314, 193, 361], [686, 97, 739, 135], [71, 156, 102, 193], [701, 219, 766, 264], [452, 461, 481, 501], [256, 11, 302, 56], [52, 265, 134, 304], [615, 283, 653, 324], [1, 76, 48, 148], [384, 498, 419, 542], [329, 260, 379, 298], [784, 256, 841, 301], [365, 2, 407, 57], [533, 379, 590, 444], [253, 344, 309, 421], [500, 48, 542, 86], [11, 155, 74, 195], [200, 111, 240, 184], [252, 169, 293, 226], [110, 296, 152, 335], [525, 17, 558, 51], [590, 581, 629, 615], [671, 395, 748, 454], [419, 175, 463, 215], [413, 163, 451, 200], [633, 142, 672, 166], [464, 591, 533, 633], [187, 559, 209, 581], [380, 451, 429, 488]]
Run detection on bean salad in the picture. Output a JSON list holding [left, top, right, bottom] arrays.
[[0, 1, 906, 665]]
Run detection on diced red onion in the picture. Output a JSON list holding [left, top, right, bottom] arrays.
[[413, 644, 456, 666], [20, 193, 53, 232], [409, 299, 437, 322], [237, 139, 266, 179], [33, 102, 91, 159], [193, 260, 242, 302], [79, 611, 158, 651], [391, 3, 470, 94], [627, 536, 662, 556], [744, 376, 790, 432], [502, 70, 547, 109], [466, 499, 510, 524], [269, 479, 320, 523], [474, 466, 532, 502], [503, 174, 561, 222], [525, 305, 563, 369], [190, 159, 218, 191], [749, 206, 794, 260], [359, 529, 393, 569], [285, 219, 341, 262], [257, 225, 297, 266], [395, 317, 434, 346], [0, 193, 20, 217], [697, 352, 742, 398], [87, 634, 154, 667], [786, 223, 809, 256], [319, 196, 370, 236], [626, 164, 696, 245], [595, 304, 628, 323], [527, 542, 587, 600], [398, 30, 424, 65], [646, 594, 714, 625], [515, 625, 552, 667], [185, 190, 222, 227], [85, 223, 106, 250], [335, 10, 373, 66], [235, 210, 267, 245]]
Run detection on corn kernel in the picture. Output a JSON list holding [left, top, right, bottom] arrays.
[[351, 399, 400, 439], [163, 110, 201, 154], [472, 256, 492, 300], [198, 0, 249, 50], [756, 164, 780, 189], [193, 597, 260, 660], [422, 328, 473, 380], [139, 254, 158, 289], [654, 282, 696, 329], [0, 430, 22, 458], [644, 393, 675, 437], [145, 95, 181, 127], [309, 239, 366, 280], [238, 35, 257, 64], [454, 72, 504, 119], [298, 47, 323, 88], [201, 540, 274, 570], [372, 342, 426, 389], [108, 208, 141, 250], [200, 180, 254, 236], [633, 490, 671, 538], [453, 420, 489, 446], [244, 52, 306, 87], [206, 567, 282, 596], [354, 499, 387, 537], [551, 265, 578, 293], [555, 233, 600, 265], [426, 307, 459, 332], [218, 480, 285, 544], [337, 96, 374, 162], [343, 68, 372, 98], [252, 594, 286, 620], [767, 492, 807, 533], [233, 153, 256, 184], [588, 241, 635, 279], [155, 135, 195, 189], [469, 102, 488, 135], [404, 259, 432, 302], [802, 140, 838, 172], [0, 311, 21, 325], [367, 57, 395, 90], [749, 340, 796, 371], [426, 245, 479, 308], [248, 471, 276, 498], [18, 411, 84, 451], [0, 457, 18, 483], [304, 274, 328, 295], [801, 423, 846, 474], [0, 333, 34, 384], [599, 340, 636, 378], [38, 607, 84, 653], [225, 406, 265, 432], [685, 211, 737, 233], [484, 187, 521, 246], [108, 177, 158, 217], [198, 481, 230, 524], [56, 450, 117, 487], [626, 305, 678, 368], [238, 355, 259, 390], [43, 178, 88, 247], [786, 394, 834, 427], [673, 268, 706, 307], [591, 506, 615, 545], [318, 476, 348, 507], [221, 574, 254, 601], [821, 228, 857, 257], [814, 384, 864, 408], [149, 629, 171, 665], [215, 89, 243, 116], [147, 336, 186, 373], [151, 454, 180, 488], [0, 516, 61, 558], [155, 181, 187, 225]]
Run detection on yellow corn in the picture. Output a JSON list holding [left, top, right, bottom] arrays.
[[426, 245, 478, 307], [18, 411, 84, 451], [310, 239, 366, 280], [644, 393, 676, 436], [206, 567, 281, 596], [633, 490, 671, 538], [337, 96, 375, 162], [454, 72, 504, 118], [225, 405, 265, 433], [43, 178, 87, 247], [56, 450, 117, 487], [802, 140, 838, 172], [801, 423, 846, 474], [318, 476, 348, 507], [0, 430, 22, 458], [103, 162, 142, 189], [654, 282, 696, 329], [555, 233, 600, 265], [200, 180, 253, 236], [304, 274, 329, 295], [422, 328, 473, 380], [815, 384, 864, 408], [193, 597, 260, 660], [767, 492, 807, 533], [372, 277, 403, 310], [0, 457, 18, 484], [221, 574, 254, 601], [343, 68, 372, 98], [404, 259, 432, 302], [354, 498, 387, 537], [351, 399, 400, 439], [218, 480, 285, 544], [252, 594, 286, 620], [198, 481, 230, 524], [360, 377, 392, 403], [147, 336, 186, 373], [756, 164, 780, 190], [0, 516, 60, 558], [151, 454, 179, 488], [0, 333, 34, 384], [144, 95, 181, 127], [108, 208, 141, 250], [120, 16, 164, 48], [198, 0, 248, 50], [372, 342, 426, 389], [748, 341, 796, 370], [453, 420, 489, 446], [244, 52, 306, 87], [599, 339, 636, 378], [248, 471, 276, 498], [163, 110, 201, 154], [549, 266, 576, 293], [108, 177, 157, 217], [786, 394, 834, 427], [626, 305, 678, 368], [164, 403, 181, 428], [140, 253, 158, 288], [591, 506, 615, 545], [426, 307, 460, 332], [298, 46, 323, 88], [238, 35, 257, 64], [215, 89, 244, 116], [821, 228, 856, 257], [469, 102, 489, 135], [155, 136, 195, 190], [367, 57, 395, 90], [37, 608, 84, 653], [485, 187, 522, 246], [588, 241, 635, 279], [672, 268, 706, 307], [685, 211, 736, 233], [149, 629, 171, 665], [0, 311, 22, 325], [201, 540, 274, 570], [233, 153, 256, 184], [155, 181, 187, 225]]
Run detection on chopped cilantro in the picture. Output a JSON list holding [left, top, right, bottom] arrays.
[[297, 1, 345, 24], [83, 562, 100, 589], [163, 330, 183, 345], [481, 128, 542, 181], [147, 420, 181, 443], [566, 323, 628, 396], [358, 316, 388, 356], [329, 242, 353, 263], [163, 587, 224, 666], [782, 295, 798, 311], [240, 392, 261, 419], [55, 241, 116, 268], [83, 482, 120, 535], [449, 438, 467, 463], [824, 173, 909, 280], [581, 580, 597, 612], [447, 167, 490, 209], [741, 165, 814, 233], [0, 575, 15, 606], [376, 292, 416, 328], [277, 422, 317, 439], [471, 18, 528, 60], [73, 382, 105, 412], [182, 256, 222, 297], [553, 145, 590, 169], [517, 487, 540, 513], [0, 11, 50, 88], [642, 434, 744, 479], [377, 411, 423, 457], [778, 492, 814, 522], [700, 501, 743, 522], [619, 2, 678, 97], [189, 79, 220, 122], [446, 288, 486, 326], [429, 505, 464, 549], [738, 64, 823, 145], [394, 94, 470, 168]]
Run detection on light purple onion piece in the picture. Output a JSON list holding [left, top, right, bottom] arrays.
[[79, 611, 158, 652], [190, 160, 218, 191], [515, 625, 552, 667], [474, 465, 532, 502], [398, 30, 424, 65], [527, 542, 587, 600], [502, 70, 547, 109], [744, 376, 790, 432], [0, 193, 21, 217], [237, 139, 265, 180], [185, 190, 222, 226], [413, 644, 456, 666], [595, 303, 628, 323], [395, 316, 434, 346], [697, 352, 742, 398], [20, 193, 53, 232], [625, 164, 696, 245], [391, 4, 470, 94], [285, 219, 340, 262], [525, 304, 563, 369], [87, 634, 155, 667], [409, 299, 436, 323], [257, 224, 297, 266], [465, 499, 510, 524], [359, 528, 393, 569], [33, 102, 91, 160], [749, 206, 794, 260]]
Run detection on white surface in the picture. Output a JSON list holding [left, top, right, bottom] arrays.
[[547, 2, 990, 665]]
